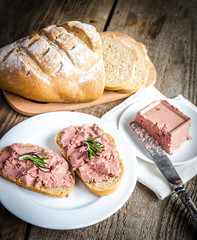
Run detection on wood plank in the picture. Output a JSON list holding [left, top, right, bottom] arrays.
[[0, 0, 196, 239], [0, 204, 28, 240], [0, 0, 114, 48]]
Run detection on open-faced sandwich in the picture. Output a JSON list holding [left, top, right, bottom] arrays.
[[0, 143, 75, 197], [55, 123, 124, 196]]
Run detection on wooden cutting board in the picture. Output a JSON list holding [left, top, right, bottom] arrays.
[[3, 62, 156, 116]]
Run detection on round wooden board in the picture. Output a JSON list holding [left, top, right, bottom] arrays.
[[3, 62, 156, 116]]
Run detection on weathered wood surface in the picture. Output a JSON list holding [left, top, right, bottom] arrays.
[[0, 0, 196, 239]]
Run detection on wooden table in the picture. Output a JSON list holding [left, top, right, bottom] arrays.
[[0, 0, 196, 239]]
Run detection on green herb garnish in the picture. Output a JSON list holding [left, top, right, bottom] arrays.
[[76, 136, 103, 163], [18, 151, 50, 173]]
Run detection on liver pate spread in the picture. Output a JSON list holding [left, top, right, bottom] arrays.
[[134, 100, 191, 154], [0, 143, 74, 189], [59, 124, 120, 183]]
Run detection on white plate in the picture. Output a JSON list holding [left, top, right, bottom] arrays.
[[119, 97, 197, 165], [0, 111, 137, 230]]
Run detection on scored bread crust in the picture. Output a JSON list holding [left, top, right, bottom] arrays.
[[0, 21, 105, 103], [100, 31, 151, 93], [55, 127, 124, 197], [0, 143, 75, 197]]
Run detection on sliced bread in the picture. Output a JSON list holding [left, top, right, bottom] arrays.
[[0, 143, 75, 197], [55, 124, 124, 196], [101, 33, 138, 90], [100, 32, 151, 93]]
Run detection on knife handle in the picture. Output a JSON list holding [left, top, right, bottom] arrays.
[[174, 184, 197, 223]]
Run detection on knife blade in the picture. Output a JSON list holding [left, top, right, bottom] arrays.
[[130, 121, 197, 223]]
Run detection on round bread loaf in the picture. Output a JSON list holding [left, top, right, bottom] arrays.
[[0, 21, 105, 102]]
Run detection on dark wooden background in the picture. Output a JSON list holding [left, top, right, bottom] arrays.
[[0, 0, 196, 239]]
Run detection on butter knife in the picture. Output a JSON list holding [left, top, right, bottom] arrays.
[[130, 121, 197, 223]]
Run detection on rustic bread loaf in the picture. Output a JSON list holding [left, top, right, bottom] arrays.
[[100, 32, 151, 93], [101, 33, 138, 90], [0, 143, 75, 197], [0, 21, 105, 102], [55, 125, 124, 196]]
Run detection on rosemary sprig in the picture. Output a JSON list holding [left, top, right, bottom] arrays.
[[76, 136, 103, 163], [18, 151, 50, 173]]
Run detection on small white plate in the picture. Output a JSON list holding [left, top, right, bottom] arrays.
[[0, 111, 137, 230], [119, 97, 197, 165]]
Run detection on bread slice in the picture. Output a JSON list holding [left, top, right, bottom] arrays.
[[116, 33, 151, 93], [55, 126, 124, 196], [101, 33, 138, 90], [100, 32, 151, 93], [0, 143, 75, 197]]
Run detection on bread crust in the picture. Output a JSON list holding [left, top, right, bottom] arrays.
[[0, 21, 105, 103], [55, 127, 124, 197], [0, 143, 75, 197]]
